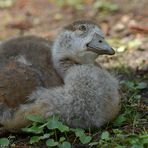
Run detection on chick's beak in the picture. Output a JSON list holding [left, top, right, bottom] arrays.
[[86, 34, 115, 55]]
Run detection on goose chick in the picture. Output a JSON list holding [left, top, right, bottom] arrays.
[[0, 20, 115, 131]]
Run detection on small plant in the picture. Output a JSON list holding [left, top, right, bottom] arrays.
[[93, 0, 119, 12], [0, 138, 10, 147], [22, 115, 95, 147], [97, 129, 148, 147], [20, 111, 148, 147], [54, 0, 84, 9]]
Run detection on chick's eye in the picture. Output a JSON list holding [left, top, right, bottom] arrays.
[[79, 25, 86, 31]]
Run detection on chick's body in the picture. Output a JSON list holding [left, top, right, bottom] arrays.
[[3, 65, 120, 131], [0, 36, 63, 108]]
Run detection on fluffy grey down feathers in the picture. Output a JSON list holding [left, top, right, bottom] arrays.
[[0, 20, 121, 131], [28, 65, 120, 129]]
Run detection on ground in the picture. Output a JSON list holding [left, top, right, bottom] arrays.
[[0, 0, 147, 147]]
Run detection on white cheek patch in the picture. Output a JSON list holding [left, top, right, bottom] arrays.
[[16, 55, 32, 66], [73, 32, 94, 51], [73, 38, 86, 51]]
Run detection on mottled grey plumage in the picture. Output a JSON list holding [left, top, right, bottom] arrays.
[[30, 65, 120, 128], [1, 65, 120, 131], [0, 20, 120, 132]]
